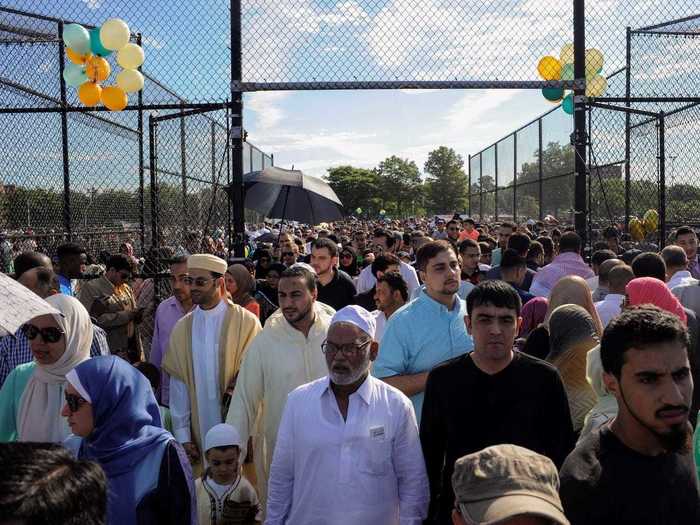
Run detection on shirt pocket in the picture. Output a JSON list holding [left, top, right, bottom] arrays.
[[358, 437, 392, 477]]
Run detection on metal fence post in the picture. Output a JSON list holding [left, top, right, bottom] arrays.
[[624, 26, 632, 230], [573, 0, 588, 243], [467, 154, 472, 217], [148, 117, 159, 248], [231, 0, 245, 257], [494, 142, 499, 221], [179, 108, 188, 245], [658, 112, 666, 247], [479, 153, 483, 221], [538, 118, 544, 221], [137, 34, 145, 252], [513, 132, 518, 221], [57, 21, 71, 241]]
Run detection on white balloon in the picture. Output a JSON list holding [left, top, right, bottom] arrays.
[[100, 18, 130, 51], [116, 69, 145, 93]]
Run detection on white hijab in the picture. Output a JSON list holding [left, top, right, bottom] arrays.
[[17, 295, 93, 442]]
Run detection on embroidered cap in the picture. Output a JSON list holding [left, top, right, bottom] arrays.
[[204, 423, 242, 453]]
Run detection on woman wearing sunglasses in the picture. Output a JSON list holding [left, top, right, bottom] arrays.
[[0, 295, 92, 442], [62, 356, 196, 524]]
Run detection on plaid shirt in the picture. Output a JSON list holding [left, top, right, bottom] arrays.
[[0, 325, 109, 388]]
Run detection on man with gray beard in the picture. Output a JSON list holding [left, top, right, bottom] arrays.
[[266, 305, 429, 525]]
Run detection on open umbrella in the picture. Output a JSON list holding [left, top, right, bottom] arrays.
[[0, 272, 60, 336], [230, 166, 344, 225]]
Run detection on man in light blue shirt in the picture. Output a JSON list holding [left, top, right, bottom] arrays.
[[374, 240, 473, 422]]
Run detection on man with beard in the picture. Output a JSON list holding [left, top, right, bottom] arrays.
[[373, 271, 408, 343], [354, 253, 400, 312], [150, 255, 193, 405], [374, 241, 473, 423], [266, 306, 429, 524], [560, 306, 700, 524], [226, 265, 335, 509], [420, 280, 574, 524], [163, 254, 262, 477]]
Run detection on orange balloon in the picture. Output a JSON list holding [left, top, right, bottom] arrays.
[[537, 56, 562, 81], [101, 85, 128, 111], [66, 47, 91, 65], [85, 56, 111, 82], [78, 82, 102, 106]]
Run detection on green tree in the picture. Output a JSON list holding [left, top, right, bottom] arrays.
[[375, 156, 422, 217], [424, 146, 468, 214], [325, 165, 381, 215]]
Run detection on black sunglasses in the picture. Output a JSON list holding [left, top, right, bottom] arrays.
[[23, 324, 64, 344], [282, 252, 295, 257], [64, 392, 87, 413]]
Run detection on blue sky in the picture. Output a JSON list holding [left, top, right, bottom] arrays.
[[5, 0, 698, 183]]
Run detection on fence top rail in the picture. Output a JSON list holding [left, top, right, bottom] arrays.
[[0, 5, 138, 38], [633, 12, 700, 33], [469, 68, 627, 158]]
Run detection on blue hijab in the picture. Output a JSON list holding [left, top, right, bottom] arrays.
[[71, 356, 174, 523]]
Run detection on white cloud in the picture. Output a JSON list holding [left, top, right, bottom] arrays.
[[246, 92, 292, 129]]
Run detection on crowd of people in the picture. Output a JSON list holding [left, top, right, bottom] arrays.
[[1, 214, 700, 524]]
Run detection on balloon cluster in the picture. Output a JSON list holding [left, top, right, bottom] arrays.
[[629, 209, 659, 241], [62, 19, 145, 112], [537, 43, 607, 115]]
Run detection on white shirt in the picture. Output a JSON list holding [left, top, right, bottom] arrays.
[[170, 300, 228, 444], [667, 270, 699, 291], [373, 310, 387, 343], [266, 375, 429, 525], [595, 293, 624, 328], [356, 261, 420, 296]]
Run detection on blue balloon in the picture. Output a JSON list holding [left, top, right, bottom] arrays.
[[63, 23, 90, 55], [89, 27, 112, 57], [562, 93, 575, 115], [542, 87, 564, 102], [62, 63, 88, 87]]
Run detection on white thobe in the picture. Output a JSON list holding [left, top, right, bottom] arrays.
[[595, 293, 624, 328], [356, 261, 420, 295], [170, 300, 227, 446], [668, 270, 699, 290], [266, 375, 429, 525]]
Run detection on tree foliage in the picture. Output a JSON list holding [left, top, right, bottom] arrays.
[[423, 146, 469, 214]]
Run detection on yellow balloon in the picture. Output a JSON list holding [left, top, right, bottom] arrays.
[[100, 18, 130, 51], [66, 47, 91, 65], [643, 209, 659, 233], [560, 43, 574, 64], [629, 218, 645, 241], [586, 75, 607, 97], [116, 69, 144, 93], [117, 43, 145, 69], [585, 48, 604, 78], [101, 85, 128, 111], [85, 56, 111, 82], [537, 56, 561, 81], [78, 82, 102, 106]]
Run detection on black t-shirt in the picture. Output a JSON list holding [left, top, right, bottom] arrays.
[[420, 351, 575, 524], [316, 268, 357, 311], [559, 425, 700, 525]]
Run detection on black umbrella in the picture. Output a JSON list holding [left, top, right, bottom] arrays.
[[230, 166, 344, 225]]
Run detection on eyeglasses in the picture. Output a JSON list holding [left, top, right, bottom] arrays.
[[183, 276, 219, 287], [321, 339, 371, 358], [64, 392, 87, 413], [22, 324, 64, 343], [282, 252, 295, 257]]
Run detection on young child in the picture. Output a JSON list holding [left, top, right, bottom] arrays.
[[196, 423, 261, 525]]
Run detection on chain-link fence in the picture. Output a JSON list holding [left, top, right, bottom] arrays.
[[469, 13, 699, 247], [0, 7, 272, 260]]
